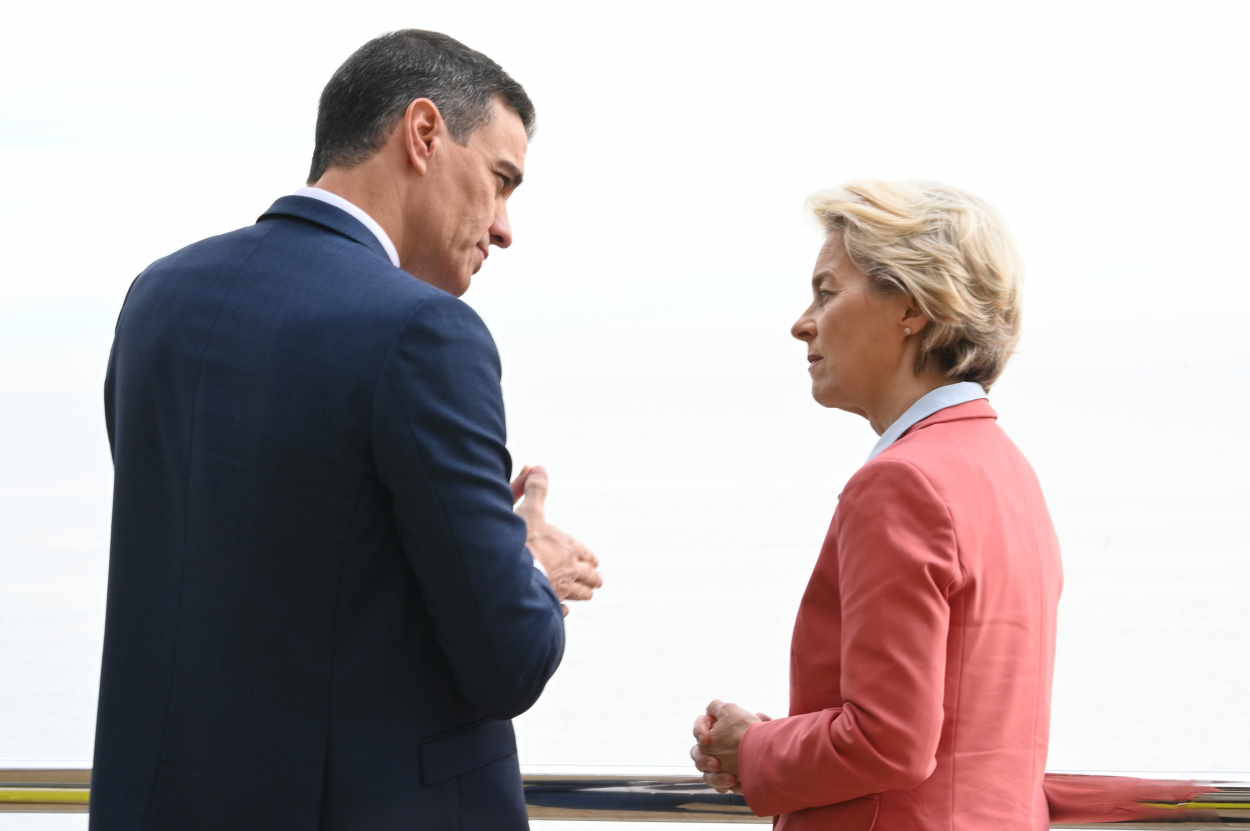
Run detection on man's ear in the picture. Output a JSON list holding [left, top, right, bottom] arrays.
[[402, 98, 443, 176]]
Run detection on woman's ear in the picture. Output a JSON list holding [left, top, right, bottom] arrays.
[[900, 301, 931, 338]]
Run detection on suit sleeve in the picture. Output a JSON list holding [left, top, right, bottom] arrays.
[[104, 341, 117, 459], [104, 274, 142, 460], [739, 459, 962, 816], [372, 293, 564, 720]]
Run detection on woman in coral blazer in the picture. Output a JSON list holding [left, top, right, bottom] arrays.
[[692, 181, 1063, 830]]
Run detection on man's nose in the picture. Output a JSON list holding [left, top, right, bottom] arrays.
[[489, 206, 513, 249]]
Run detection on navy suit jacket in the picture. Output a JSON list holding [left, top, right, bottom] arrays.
[[90, 196, 565, 830]]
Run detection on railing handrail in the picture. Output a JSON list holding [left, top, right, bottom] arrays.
[[3, 768, 1248, 826]]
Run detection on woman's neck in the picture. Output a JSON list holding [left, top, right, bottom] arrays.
[[865, 370, 953, 436]]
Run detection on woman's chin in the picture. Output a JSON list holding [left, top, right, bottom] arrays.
[[813, 390, 868, 420], [810, 383, 841, 409], [813, 391, 842, 410]]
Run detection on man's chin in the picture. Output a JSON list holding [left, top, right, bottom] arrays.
[[406, 267, 471, 297], [449, 271, 473, 297]]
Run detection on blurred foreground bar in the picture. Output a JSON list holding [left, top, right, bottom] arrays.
[[2, 768, 1247, 826]]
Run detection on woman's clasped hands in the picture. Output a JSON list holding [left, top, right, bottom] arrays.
[[690, 700, 771, 794]]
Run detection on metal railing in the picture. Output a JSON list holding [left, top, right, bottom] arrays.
[[3, 768, 1248, 826]]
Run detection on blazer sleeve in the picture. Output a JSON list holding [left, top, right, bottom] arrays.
[[739, 459, 962, 816], [372, 292, 565, 720], [104, 273, 143, 460], [104, 340, 117, 459]]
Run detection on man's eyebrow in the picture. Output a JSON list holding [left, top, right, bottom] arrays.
[[811, 270, 834, 290], [497, 160, 524, 188]]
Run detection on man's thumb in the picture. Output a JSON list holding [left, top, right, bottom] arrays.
[[510, 465, 533, 503], [522, 465, 549, 513]]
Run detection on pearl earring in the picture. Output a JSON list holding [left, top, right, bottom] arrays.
[[903, 327, 912, 336]]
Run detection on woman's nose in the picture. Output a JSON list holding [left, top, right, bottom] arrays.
[[791, 312, 815, 342]]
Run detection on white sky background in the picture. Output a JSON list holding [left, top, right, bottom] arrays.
[[2, 1, 1248, 828]]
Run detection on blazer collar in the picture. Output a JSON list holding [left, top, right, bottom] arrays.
[[905, 398, 998, 438], [257, 195, 391, 263]]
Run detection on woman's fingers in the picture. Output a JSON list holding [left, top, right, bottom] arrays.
[[689, 744, 721, 773], [702, 771, 739, 792]]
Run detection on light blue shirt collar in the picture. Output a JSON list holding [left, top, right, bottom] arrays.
[[867, 381, 987, 462], [293, 186, 401, 268]]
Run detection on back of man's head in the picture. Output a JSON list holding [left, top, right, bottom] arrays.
[[307, 29, 534, 183]]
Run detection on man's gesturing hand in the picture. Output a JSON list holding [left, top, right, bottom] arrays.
[[512, 466, 602, 615], [690, 700, 769, 793]]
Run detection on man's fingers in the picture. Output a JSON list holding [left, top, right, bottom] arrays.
[[551, 560, 603, 602], [692, 714, 713, 741], [576, 560, 603, 589], [561, 584, 592, 601], [557, 579, 595, 601], [560, 603, 569, 617], [510, 465, 533, 503], [575, 545, 599, 567], [521, 465, 549, 514]]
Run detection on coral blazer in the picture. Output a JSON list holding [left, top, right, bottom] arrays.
[[740, 399, 1062, 830]]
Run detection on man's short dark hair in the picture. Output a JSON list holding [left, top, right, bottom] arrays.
[[307, 30, 535, 183]]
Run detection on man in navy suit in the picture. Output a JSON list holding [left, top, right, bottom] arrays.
[[90, 29, 602, 830]]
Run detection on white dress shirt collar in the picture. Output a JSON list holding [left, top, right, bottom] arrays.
[[293, 186, 400, 268], [867, 381, 988, 462]]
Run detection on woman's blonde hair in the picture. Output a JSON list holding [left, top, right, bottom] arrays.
[[808, 181, 1022, 388]]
